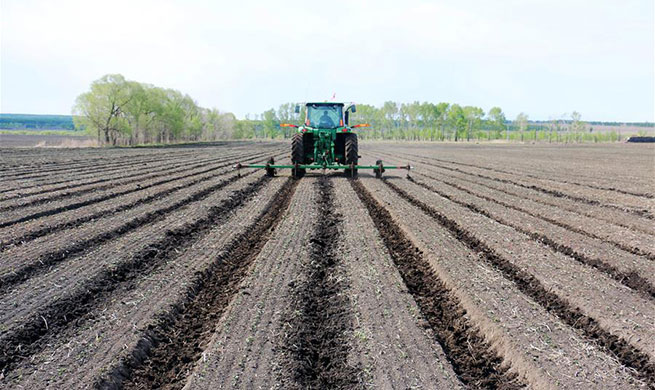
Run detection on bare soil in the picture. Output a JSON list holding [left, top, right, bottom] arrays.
[[1, 141, 653, 389]]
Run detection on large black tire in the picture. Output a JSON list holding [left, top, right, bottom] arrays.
[[344, 133, 358, 177], [291, 133, 305, 178]]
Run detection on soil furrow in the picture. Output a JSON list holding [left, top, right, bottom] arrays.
[[408, 175, 655, 299], [0, 151, 284, 252], [396, 152, 654, 219], [1, 151, 199, 181], [1, 149, 204, 178], [351, 179, 524, 389], [0, 154, 259, 229], [0, 152, 232, 206], [380, 150, 655, 255], [0, 154, 237, 210], [0, 170, 258, 296], [412, 154, 655, 199], [1, 149, 201, 173], [405, 158, 655, 236], [107, 177, 299, 390], [411, 168, 655, 260], [0, 148, 269, 214], [0, 147, 255, 195], [0, 174, 272, 375], [0, 145, 267, 200], [279, 176, 362, 390], [382, 178, 655, 386]]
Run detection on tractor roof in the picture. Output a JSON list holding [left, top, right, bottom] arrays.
[[305, 102, 345, 106]]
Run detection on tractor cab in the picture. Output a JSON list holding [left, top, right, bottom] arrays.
[[303, 103, 345, 128]]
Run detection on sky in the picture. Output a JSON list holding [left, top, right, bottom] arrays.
[[1, 0, 653, 122]]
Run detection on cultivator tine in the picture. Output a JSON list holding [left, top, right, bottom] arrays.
[[235, 162, 242, 178]]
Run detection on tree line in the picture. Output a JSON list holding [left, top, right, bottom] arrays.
[[250, 102, 606, 143], [73, 74, 239, 145], [73, 74, 640, 145]]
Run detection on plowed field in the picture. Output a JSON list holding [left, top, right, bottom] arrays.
[[1, 141, 653, 389]]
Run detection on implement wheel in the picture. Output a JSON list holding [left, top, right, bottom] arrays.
[[291, 133, 305, 179], [265, 157, 276, 177], [344, 133, 358, 177], [374, 159, 385, 179]]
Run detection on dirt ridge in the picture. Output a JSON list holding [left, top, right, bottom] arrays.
[[0, 154, 263, 229], [383, 178, 655, 386], [409, 153, 655, 199], [0, 154, 234, 210], [105, 178, 299, 390], [1, 152, 198, 180], [351, 179, 524, 389], [0, 146, 275, 202], [398, 152, 654, 220], [407, 176, 655, 299], [0, 175, 271, 375], [0, 171, 259, 296], [0, 152, 283, 252], [409, 163, 655, 243], [419, 169, 655, 260], [279, 176, 363, 389]]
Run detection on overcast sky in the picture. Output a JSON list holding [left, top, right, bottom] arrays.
[[1, 0, 653, 121]]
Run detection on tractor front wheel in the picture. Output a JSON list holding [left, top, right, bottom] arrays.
[[344, 133, 358, 177], [291, 133, 306, 179]]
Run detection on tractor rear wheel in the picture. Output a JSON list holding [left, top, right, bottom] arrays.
[[344, 133, 358, 177], [291, 133, 305, 178]]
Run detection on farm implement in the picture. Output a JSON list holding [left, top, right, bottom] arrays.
[[235, 102, 411, 178]]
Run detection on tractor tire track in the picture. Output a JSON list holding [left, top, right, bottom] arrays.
[[351, 179, 524, 389], [407, 175, 655, 298], [279, 176, 363, 390], [107, 178, 299, 390], [382, 178, 655, 386], [0, 174, 274, 375]]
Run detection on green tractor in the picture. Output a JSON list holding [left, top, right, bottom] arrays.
[[236, 102, 410, 178]]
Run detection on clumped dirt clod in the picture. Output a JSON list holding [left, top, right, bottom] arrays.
[[279, 176, 363, 390]]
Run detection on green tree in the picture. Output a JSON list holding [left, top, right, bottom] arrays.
[[447, 104, 466, 141], [515, 112, 529, 141], [487, 107, 506, 140], [463, 106, 484, 141], [73, 74, 134, 145]]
